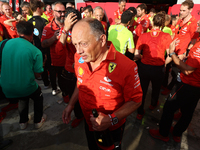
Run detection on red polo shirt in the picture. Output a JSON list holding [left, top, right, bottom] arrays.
[[55, 29, 76, 73], [174, 16, 198, 55], [0, 15, 18, 39], [114, 8, 125, 20], [41, 20, 66, 66], [44, 11, 54, 22], [136, 14, 150, 33], [136, 29, 172, 66], [180, 41, 200, 87], [75, 44, 143, 131], [129, 21, 144, 46]]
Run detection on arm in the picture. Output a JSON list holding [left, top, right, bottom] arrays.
[[41, 30, 59, 48], [4, 19, 16, 26], [59, 12, 77, 46], [134, 49, 142, 61], [34, 72, 43, 79], [62, 85, 79, 124], [169, 39, 196, 75]]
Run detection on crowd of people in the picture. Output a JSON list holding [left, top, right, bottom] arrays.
[[0, 0, 200, 149]]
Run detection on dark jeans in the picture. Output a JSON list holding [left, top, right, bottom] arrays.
[[8, 87, 43, 123], [50, 66, 64, 90], [159, 82, 200, 137], [137, 62, 164, 114], [84, 120, 125, 150], [61, 69, 83, 119]]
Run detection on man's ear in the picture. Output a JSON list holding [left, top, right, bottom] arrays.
[[100, 34, 107, 47]]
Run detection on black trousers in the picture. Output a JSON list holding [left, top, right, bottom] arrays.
[[137, 62, 164, 114], [159, 82, 200, 137], [84, 120, 125, 150], [60, 69, 83, 119], [8, 87, 43, 123], [50, 66, 64, 91]]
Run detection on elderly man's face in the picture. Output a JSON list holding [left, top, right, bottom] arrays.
[[94, 9, 104, 21], [72, 21, 102, 63], [119, 1, 126, 12]]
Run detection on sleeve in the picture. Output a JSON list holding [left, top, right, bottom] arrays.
[[33, 48, 44, 73], [123, 62, 143, 103], [55, 40, 66, 55], [186, 44, 200, 68], [136, 35, 143, 50], [41, 25, 51, 42], [190, 20, 198, 39], [127, 32, 135, 49]]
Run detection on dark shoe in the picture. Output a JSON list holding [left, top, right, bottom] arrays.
[[136, 111, 145, 120], [1, 103, 18, 112], [149, 101, 159, 110], [71, 117, 84, 128], [149, 129, 169, 142]]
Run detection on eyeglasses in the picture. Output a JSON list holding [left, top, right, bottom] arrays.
[[177, 26, 181, 34], [54, 10, 66, 14]]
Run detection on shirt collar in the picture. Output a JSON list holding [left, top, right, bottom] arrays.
[[105, 44, 116, 61]]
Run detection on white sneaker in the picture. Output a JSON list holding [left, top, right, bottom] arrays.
[[35, 114, 47, 129], [20, 122, 28, 130], [19, 115, 31, 130], [52, 88, 61, 96]]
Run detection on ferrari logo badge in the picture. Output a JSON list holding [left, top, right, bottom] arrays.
[[108, 62, 117, 73]]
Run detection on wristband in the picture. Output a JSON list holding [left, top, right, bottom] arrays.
[[62, 29, 68, 35], [169, 52, 176, 57]]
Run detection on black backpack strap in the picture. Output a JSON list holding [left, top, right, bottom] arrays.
[[0, 39, 9, 67]]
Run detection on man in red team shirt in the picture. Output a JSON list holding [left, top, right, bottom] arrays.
[[44, 4, 54, 22], [0, 2, 18, 39], [114, 0, 126, 25], [93, 6, 107, 34], [149, 38, 200, 143], [163, 0, 199, 95], [41, 2, 66, 96], [136, 3, 151, 33], [62, 18, 142, 150], [55, 7, 83, 128]]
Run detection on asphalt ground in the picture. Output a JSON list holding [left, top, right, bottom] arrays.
[[0, 79, 200, 150]]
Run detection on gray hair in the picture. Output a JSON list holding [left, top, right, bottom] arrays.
[[52, 1, 63, 10], [85, 18, 105, 41], [93, 6, 104, 14]]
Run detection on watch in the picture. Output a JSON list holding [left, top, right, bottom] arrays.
[[169, 52, 176, 57], [108, 113, 118, 125]]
